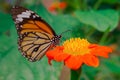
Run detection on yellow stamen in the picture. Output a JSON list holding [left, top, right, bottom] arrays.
[[63, 38, 91, 56]]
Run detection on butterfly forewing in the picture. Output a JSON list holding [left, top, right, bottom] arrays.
[[11, 6, 56, 35], [11, 6, 60, 61]]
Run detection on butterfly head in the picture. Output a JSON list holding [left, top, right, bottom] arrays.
[[52, 30, 71, 45], [52, 35, 61, 45]]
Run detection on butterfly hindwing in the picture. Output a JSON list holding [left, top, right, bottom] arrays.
[[19, 32, 52, 61], [11, 6, 60, 61]]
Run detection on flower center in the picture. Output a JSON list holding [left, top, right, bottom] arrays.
[[63, 38, 91, 56]]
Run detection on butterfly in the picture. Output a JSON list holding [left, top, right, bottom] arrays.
[[11, 6, 61, 62]]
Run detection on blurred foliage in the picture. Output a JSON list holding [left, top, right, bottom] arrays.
[[74, 9, 119, 32], [0, 0, 120, 80]]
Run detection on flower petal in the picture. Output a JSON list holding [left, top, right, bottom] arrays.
[[46, 46, 64, 58], [46, 46, 64, 65], [54, 53, 70, 61], [59, 2, 67, 9], [46, 50, 56, 65], [83, 54, 99, 67], [89, 44, 112, 58], [65, 55, 83, 70], [46, 49, 56, 60]]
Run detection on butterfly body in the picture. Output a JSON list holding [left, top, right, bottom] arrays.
[[11, 6, 61, 62]]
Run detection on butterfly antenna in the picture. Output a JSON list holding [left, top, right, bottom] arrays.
[[60, 30, 72, 36], [15, 0, 22, 6]]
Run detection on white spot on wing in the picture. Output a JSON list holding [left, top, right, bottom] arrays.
[[33, 15, 36, 18], [15, 10, 32, 23], [36, 15, 39, 17], [27, 10, 34, 13], [20, 25, 22, 28], [15, 10, 40, 23], [17, 14, 30, 18], [16, 18, 23, 22], [22, 11, 31, 15]]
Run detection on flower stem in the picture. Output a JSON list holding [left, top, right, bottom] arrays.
[[93, 0, 103, 9], [71, 68, 81, 80], [99, 27, 110, 45], [86, 27, 95, 38]]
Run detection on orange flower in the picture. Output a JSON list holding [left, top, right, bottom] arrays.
[[59, 2, 67, 9], [46, 38, 112, 70], [48, 2, 58, 12], [48, 2, 67, 12]]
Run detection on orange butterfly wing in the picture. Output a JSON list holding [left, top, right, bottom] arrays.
[[11, 6, 60, 61], [11, 6, 56, 36]]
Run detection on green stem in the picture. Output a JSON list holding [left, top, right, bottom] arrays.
[[78, 0, 83, 10], [93, 0, 103, 9], [82, 0, 88, 10], [71, 68, 81, 80], [99, 27, 110, 45], [86, 27, 95, 38], [69, 0, 81, 10]]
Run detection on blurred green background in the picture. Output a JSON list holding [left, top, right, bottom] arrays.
[[0, 0, 120, 80]]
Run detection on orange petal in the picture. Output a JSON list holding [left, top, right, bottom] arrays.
[[46, 46, 64, 59], [83, 54, 99, 67], [89, 44, 112, 58], [89, 44, 98, 48], [46, 50, 56, 60], [48, 6, 56, 12], [96, 52, 109, 58], [48, 2, 58, 12], [46, 46, 64, 65], [46, 50, 57, 65], [54, 52, 70, 61], [101, 46, 112, 53], [59, 2, 67, 9], [65, 55, 83, 70]]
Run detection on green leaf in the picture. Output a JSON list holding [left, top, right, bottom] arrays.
[[74, 9, 119, 32], [102, 55, 120, 74], [0, 12, 13, 32], [81, 65, 99, 80]]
